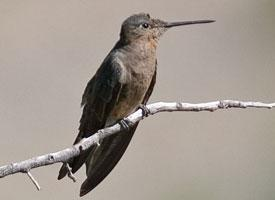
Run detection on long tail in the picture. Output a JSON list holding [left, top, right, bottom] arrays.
[[79, 123, 139, 196], [57, 163, 68, 180], [57, 148, 94, 180]]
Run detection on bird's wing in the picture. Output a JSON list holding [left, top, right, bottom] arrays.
[[79, 64, 157, 196], [80, 76, 95, 107], [58, 57, 125, 179]]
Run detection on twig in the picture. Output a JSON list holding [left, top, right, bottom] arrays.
[[26, 171, 41, 191], [0, 100, 274, 180], [65, 163, 76, 182]]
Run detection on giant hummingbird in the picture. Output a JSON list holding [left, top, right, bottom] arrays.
[[57, 13, 214, 196]]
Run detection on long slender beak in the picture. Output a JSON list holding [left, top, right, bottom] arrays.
[[164, 20, 215, 28]]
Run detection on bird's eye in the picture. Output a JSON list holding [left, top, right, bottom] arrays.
[[141, 23, 149, 28]]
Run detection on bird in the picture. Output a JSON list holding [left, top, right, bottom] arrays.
[[57, 13, 214, 196]]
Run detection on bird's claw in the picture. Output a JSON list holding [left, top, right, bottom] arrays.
[[138, 104, 151, 118], [119, 118, 132, 131]]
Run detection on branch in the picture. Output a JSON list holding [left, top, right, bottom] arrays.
[[0, 100, 274, 184], [26, 171, 41, 190]]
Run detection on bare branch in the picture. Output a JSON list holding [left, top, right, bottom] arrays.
[[65, 163, 77, 182], [26, 171, 41, 191], [0, 100, 274, 180]]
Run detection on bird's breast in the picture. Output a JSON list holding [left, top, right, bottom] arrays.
[[109, 57, 156, 121]]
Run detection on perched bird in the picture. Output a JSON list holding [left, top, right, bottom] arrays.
[[58, 13, 214, 196]]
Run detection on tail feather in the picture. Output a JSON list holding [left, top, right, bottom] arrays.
[[71, 147, 95, 174], [57, 130, 95, 180], [79, 124, 139, 196], [58, 163, 68, 180], [57, 147, 95, 180], [57, 122, 139, 197]]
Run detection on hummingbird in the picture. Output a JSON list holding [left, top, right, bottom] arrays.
[[57, 13, 214, 196]]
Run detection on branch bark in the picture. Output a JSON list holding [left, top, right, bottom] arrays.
[[0, 100, 274, 182]]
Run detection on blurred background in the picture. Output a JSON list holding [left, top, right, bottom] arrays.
[[0, 0, 275, 199]]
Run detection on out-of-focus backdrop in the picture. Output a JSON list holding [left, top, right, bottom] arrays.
[[0, 0, 275, 199]]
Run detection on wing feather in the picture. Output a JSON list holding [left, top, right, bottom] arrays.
[[58, 58, 125, 178], [79, 65, 157, 196]]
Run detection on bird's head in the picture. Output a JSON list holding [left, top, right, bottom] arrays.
[[120, 13, 214, 44]]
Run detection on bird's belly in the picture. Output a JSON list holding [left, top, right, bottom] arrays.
[[109, 71, 153, 122]]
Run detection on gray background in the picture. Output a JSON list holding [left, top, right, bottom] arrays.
[[0, 0, 275, 199]]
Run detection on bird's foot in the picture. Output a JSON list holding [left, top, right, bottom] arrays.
[[119, 118, 132, 131], [138, 104, 151, 118]]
